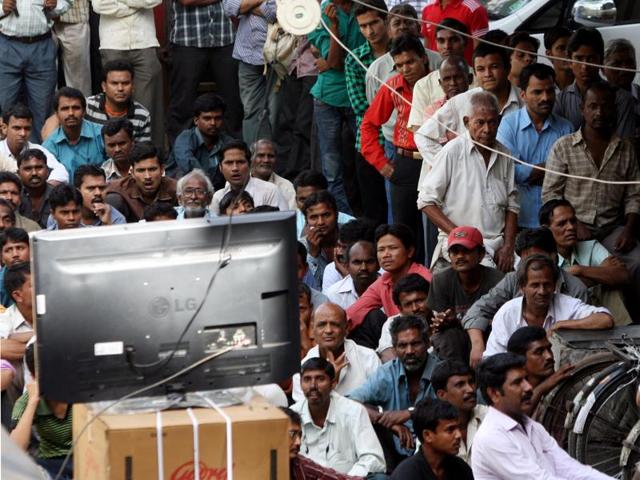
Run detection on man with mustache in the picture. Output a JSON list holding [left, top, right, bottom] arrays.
[[101, 118, 134, 182], [17, 149, 52, 229], [497, 63, 573, 229], [326, 240, 379, 310], [473, 353, 612, 480], [484, 255, 613, 357], [507, 326, 574, 414], [291, 357, 386, 477], [0, 173, 41, 233], [175, 169, 213, 219], [250, 139, 296, 210], [71, 165, 125, 226]]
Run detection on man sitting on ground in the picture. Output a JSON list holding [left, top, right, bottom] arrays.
[[0, 263, 35, 367], [326, 240, 379, 310], [101, 118, 135, 182], [175, 169, 214, 219], [17, 150, 53, 228], [250, 139, 296, 210], [69, 165, 126, 227], [48, 185, 83, 230], [0, 228, 29, 307], [143, 203, 178, 222], [0, 173, 41, 233]]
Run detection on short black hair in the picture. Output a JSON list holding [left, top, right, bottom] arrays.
[[412, 398, 459, 437], [101, 59, 135, 82], [219, 190, 254, 215], [544, 26, 572, 50], [101, 117, 134, 140], [302, 190, 338, 217], [4, 261, 30, 300], [431, 360, 474, 392], [539, 199, 575, 226], [73, 164, 106, 189], [390, 34, 426, 59], [517, 254, 560, 289], [477, 352, 526, 405], [583, 80, 616, 103], [507, 326, 548, 356], [353, 0, 387, 20], [301, 356, 336, 380], [293, 170, 328, 191], [507, 31, 540, 53], [375, 223, 415, 251], [17, 148, 47, 169], [0, 171, 21, 191], [392, 273, 429, 307], [143, 202, 178, 221], [472, 41, 510, 72], [481, 29, 509, 45], [2, 103, 32, 124], [129, 142, 162, 166], [567, 27, 604, 59], [338, 218, 376, 244], [436, 17, 469, 41], [0, 227, 29, 251], [194, 93, 227, 116], [390, 314, 428, 347], [49, 183, 82, 211], [514, 228, 557, 256], [54, 87, 86, 111], [389, 2, 417, 18], [297, 241, 308, 265], [279, 406, 302, 425], [250, 205, 279, 213], [220, 139, 251, 163], [519, 63, 555, 90], [298, 281, 311, 302]]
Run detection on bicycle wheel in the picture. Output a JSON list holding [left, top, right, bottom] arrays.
[[621, 418, 640, 480]]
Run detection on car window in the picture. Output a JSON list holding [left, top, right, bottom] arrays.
[[518, 1, 568, 32], [482, 0, 529, 20]]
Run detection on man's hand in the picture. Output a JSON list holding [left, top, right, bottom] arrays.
[[576, 221, 593, 241], [93, 201, 113, 225], [26, 382, 40, 406], [304, 225, 325, 257], [324, 3, 338, 27], [314, 58, 329, 73], [379, 163, 395, 180], [377, 409, 410, 429], [390, 424, 415, 450], [44, 0, 57, 9], [494, 243, 514, 272], [469, 343, 484, 368], [431, 309, 456, 334], [8, 331, 33, 344], [2, 0, 16, 13], [537, 364, 574, 396], [614, 226, 636, 254], [528, 163, 545, 186], [325, 350, 347, 379]]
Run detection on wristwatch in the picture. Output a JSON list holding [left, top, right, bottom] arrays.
[[408, 407, 415, 413]]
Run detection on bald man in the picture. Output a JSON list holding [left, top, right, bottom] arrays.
[[292, 303, 381, 402]]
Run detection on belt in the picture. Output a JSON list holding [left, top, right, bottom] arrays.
[[396, 147, 422, 160], [0, 31, 51, 44]]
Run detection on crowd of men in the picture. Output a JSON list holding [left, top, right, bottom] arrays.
[[0, 0, 639, 477]]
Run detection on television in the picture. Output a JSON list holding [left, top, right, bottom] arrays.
[[31, 212, 300, 403]]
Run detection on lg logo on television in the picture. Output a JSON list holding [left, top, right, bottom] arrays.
[[149, 297, 198, 317]]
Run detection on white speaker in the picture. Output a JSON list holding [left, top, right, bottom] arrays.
[[276, 0, 321, 35]]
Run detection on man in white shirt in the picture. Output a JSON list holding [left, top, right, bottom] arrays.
[[472, 352, 613, 480], [0, 263, 34, 361], [292, 303, 380, 402], [326, 240, 379, 310], [418, 91, 519, 273], [485, 255, 613, 357], [291, 357, 386, 477], [250, 139, 296, 210], [0, 105, 68, 184], [210, 140, 289, 215]]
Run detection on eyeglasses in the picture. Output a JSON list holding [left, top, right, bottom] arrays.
[[183, 188, 207, 197], [288, 430, 303, 439]]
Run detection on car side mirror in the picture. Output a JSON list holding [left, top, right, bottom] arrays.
[[572, 0, 617, 27]]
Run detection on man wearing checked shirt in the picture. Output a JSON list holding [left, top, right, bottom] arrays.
[[0, 0, 71, 143]]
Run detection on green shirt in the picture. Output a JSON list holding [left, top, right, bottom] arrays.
[[307, 1, 365, 107], [557, 239, 610, 269], [11, 392, 72, 458]]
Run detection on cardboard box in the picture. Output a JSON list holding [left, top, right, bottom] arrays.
[[73, 398, 289, 480]]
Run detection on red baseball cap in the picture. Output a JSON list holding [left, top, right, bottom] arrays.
[[448, 226, 484, 250]]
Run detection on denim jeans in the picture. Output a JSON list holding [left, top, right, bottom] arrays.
[[383, 140, 396, 223], [238, 61, 279, 145], [0, 34, 57, 143], [313, 99, 356, 214]]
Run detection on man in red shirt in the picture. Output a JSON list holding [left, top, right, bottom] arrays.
[[361, 34, 429, 262], [421, 0, 488, 64]]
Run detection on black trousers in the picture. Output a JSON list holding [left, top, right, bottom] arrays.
[[167, 44, 243, 143], [354, 152, 388, 227]]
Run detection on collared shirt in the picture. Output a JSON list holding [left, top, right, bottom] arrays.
[[101, 158, 127, 182], [174, 205, 212, 220], [321, 262, 343, 292], [59, 0, 89, 24], [210, 176, 290, 215], [19, 184, 53, 228], [299, 235, 332, 290], [0, 304, 32, 338], [325, 275, 360, 310], [42, 121, 107, 180], [289, 37, 319, 78], [347, 354, 440, 456], [106, 176, 178, 222], [307, 2, 365, 107], [169, 1, 234, 48], [0, 140, 69, 184], [391, 450, 473, 480], [345, 41, 376, 150], [408, 69, 445, 132], [85, 93, 152, 143], [558, 240, 610, 269], [497, 108, 574, 228], [346, 262, 432, 330], [415, 85, 523, 163], [459, 404, 488, 463], [417, 132, 520, 250], [222, 0, 276, 65], [484, 293, 610, 356], [292, 339, 381, 402], [266, 172, 297, 210], [472, 406, 612, 480], [361, 73, 417, 171], [296, 209, 355, 239], [15, 214, 41, 233], [542, 129, 640, 233], [462, 270, 590, 332], [92, 0, 160, 50], [554, 81, 636, 139], [421, 0, 488, 64], [0, 0, 71, 37], [291, 391, 386, 476], [46, 221, 89, 231]]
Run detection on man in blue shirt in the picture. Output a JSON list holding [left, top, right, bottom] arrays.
[[497, 64, 573, 229], [349, 315, 439, 469], [43, 87, 106, 181]]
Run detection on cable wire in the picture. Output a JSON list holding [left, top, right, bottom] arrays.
[[318, 16, 640, 186]]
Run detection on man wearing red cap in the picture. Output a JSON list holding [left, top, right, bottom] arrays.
[[427, 226, 504, 363]]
